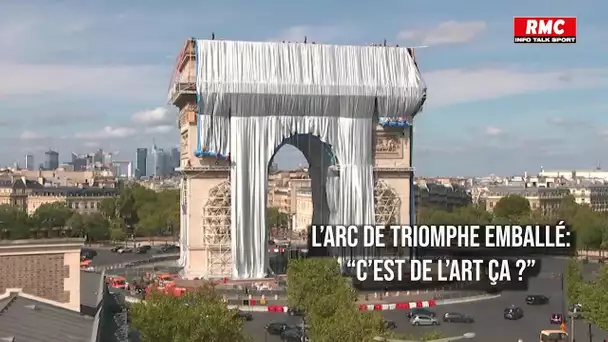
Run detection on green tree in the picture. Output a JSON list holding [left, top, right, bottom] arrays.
[[565, 258, 584, 305], [109, 218, 126, 242], [288, 258, 391, 342], [66, 213, 86, 237], [493, 194, 531, 219], [83, 213, 110, 242], [0, 204, 31, 239], [99, 197, 117, 219], [580, 264, 608, 330], [130, 286, 251, 342], [267, 206, 289, 228], [33, 202, 73, 229]]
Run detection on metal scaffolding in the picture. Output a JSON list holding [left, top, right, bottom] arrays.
[[374, 180, 401, 224], [202, 180, 232, 277], [374, 180, 402, 256]]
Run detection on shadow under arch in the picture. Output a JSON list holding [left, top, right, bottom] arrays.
[[269, 133, 339, 258]]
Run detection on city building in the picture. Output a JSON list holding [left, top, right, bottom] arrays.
[[0, 238, 126, 341], [0, 177, 44, 211], [27, 187, 118, 215], [171, 147, 180, 170], [294, 188, 312, 233], [111, 161, 133, 179], [24, 154, 34, 171], [93, 149, 103, 164], [3, 169, 117, 188], [414, 181, 472, 210], [71, 152, 87, 171], [484, 186, 570, 216], [135, 147, 148, 178], [44, 150, 59, 170]]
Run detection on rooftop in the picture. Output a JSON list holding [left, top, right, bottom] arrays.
[[30, 187, 118, 197], [0, 292, 94, 342]]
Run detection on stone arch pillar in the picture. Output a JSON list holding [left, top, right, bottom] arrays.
[[373, 124, 413, 257]]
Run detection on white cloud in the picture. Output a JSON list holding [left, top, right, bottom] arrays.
[[74, 126, 136, 139], [397, 21, 486, 46], [269, 25, 348, 43], [84, 141, 99, 148], [132, 107, 175, 126], [145, 125, 174, 134], [0, 63, 167, 101], [424, 67, 608, 107], [19, 131, 47, 140], [484, 126, 504, 136]]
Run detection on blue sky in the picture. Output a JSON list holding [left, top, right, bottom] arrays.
[[0, 0, 605, 176]]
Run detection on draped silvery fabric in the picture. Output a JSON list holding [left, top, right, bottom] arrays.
[[195, 40, 426, 279]]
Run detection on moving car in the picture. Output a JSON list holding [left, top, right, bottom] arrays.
[[550, 313, 563, 325], [234, 310, 253, 321], [106, 276, 127, 289], [118, 247, 133, 254], [288, 307, 305, 316], [410, 315, 439, 326], [384, 320, 397, 329], [504, 306, 524, 320], [159, 244, 180, 253], [265, 322, 293, 335], [110, 246, 123, 253], [135, 245, 151, 254], [281, 328, 308, 342], [526, 294, 549, 305], [81, 248, 97, 259], [442, 312, 474, 323], [407, 308, 436, 319]]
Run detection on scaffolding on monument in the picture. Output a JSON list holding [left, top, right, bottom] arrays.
[[374, 180, 402, 256], [202, 180, 232, 276], [374, 180, 401, 224]]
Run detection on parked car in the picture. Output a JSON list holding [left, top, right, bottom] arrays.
[[526, 294, 549, 305], [410, 315, 439, 326], [442, 312, 474, 323], [407, 308, 436, 319], [504, 306, 524, 320]]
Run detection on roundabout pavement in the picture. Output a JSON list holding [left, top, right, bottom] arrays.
[[241, 257, 607, 342]]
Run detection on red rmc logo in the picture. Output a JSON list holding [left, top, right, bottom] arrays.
[[525, 19, 566, 35]]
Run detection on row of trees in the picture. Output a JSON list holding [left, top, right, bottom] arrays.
[[97, 184, 179, 242], [565, 259, 608, 330], [0, 184, 180, 243], [418, 194, 608, 252], [130, 258, 444, 342]]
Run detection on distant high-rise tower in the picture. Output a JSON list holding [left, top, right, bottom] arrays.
[[25, 154, 34, 170], [44, 150, 59, 170], [170, 147, 180, 169], [135, 148, 148, 178], [93, 149, 104, 164]]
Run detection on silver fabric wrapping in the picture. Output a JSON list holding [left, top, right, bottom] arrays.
[[195, 40, 426, 279]]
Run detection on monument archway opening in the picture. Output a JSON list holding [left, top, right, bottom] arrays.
[[267, 133, 338, 274]]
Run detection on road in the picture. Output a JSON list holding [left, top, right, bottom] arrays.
[[89, 248, 164, 266], [242, 257, 607, 342]]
